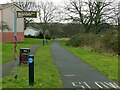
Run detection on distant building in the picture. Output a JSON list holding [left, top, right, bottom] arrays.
[[24, 27, 39, 36], [0, 3, 24, 42]]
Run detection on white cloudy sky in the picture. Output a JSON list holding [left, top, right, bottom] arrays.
[[0, 0, 119, 24], [0, 0, 119, 5], [0, 0, 67, 5]]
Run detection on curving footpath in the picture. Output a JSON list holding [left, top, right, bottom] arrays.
[[50, 41, 120, 89]]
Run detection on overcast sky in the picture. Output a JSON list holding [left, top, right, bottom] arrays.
[[0, 0, 67, 5], [0, 0, 11, 4], [0, 0, 119, 24], [0, 0, 119, 5]]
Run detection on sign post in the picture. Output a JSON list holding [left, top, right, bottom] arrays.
[[14, 8, 18, 79], [13, 10, 37, 82], [13, 10, 37, 79]]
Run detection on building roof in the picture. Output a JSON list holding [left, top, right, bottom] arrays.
[[0, 3, 24, 11]]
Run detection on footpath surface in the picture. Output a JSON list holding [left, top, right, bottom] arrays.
[[50, 41, 120, 89], [1, 44, 40, 78]]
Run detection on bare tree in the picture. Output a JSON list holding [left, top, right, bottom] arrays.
[[92, 0, 116, 33], [118, 1, 120, 27], [64, 0, 118, 34], [64, 0, 96, 33], [12, 0, 36, 29], [36, 1, 58, 41], [118, 1, 120, 56], [37, 2, 56, 23]]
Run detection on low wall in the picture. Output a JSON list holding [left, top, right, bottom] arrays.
[[0, 32, 24, 42]]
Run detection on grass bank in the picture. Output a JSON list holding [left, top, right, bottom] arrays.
[[2, 38, 41, 64], [61, 40, 118, 82], [2, 40, 63, 88]]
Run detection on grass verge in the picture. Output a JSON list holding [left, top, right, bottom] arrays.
[[2, 40, 63, 88], [2, 38, 41, 64], [60, 40, 118, 82]]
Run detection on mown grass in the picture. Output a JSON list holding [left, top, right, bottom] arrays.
[[60, 40, 118, 82], [34, 41, 63, 88], [2, 38, 41, 64], [2, 40, 63, 88], [0, 43, 2, 64], [0, 43, 1, 89]]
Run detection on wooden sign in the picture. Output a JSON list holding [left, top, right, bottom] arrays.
[[17, 11, 37, 18]]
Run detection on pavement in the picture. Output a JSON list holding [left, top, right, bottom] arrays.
[[29, 44, 40, 55], [1, 44, 40, 78], [50, 41, 120, 89]]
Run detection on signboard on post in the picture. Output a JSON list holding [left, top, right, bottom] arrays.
[[13, 10, 37, 80], [17, 11, 37, 18]]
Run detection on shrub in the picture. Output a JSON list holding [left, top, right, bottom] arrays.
[[99, 30, 118, 54], [67, 30, 118, 55]]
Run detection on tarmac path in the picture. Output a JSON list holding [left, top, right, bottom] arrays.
[[50, 41, 120, 89], [1, 44, 40, 78]]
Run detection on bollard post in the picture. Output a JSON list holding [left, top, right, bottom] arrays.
[[43, 39, 44, 45], [28, 55, 34, 86]]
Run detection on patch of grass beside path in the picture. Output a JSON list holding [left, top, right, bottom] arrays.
[[34, 41, 63, 88], [60, 40, 118, 82], [2, 38, 41, 64], [0, 43, 2, 65], [2, 40, 63, 88]]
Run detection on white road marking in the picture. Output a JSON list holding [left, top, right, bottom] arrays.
[[72, 82, 85, 89], [83, 82, 91, 89], [95, 82, 103, 89], [72, 82, 76, 87], [72, 82, 120, 89], [104, 82, 120, 89], [112, 82, 120, 89], [79, 82, 85, 89], [100, 82, 109, 89]]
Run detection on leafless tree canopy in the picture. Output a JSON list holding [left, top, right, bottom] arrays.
[[36, 1, 58, 23], [64, 0, 119, 33], [13, 0, 37, 29], [12, 0, 119, 34]]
